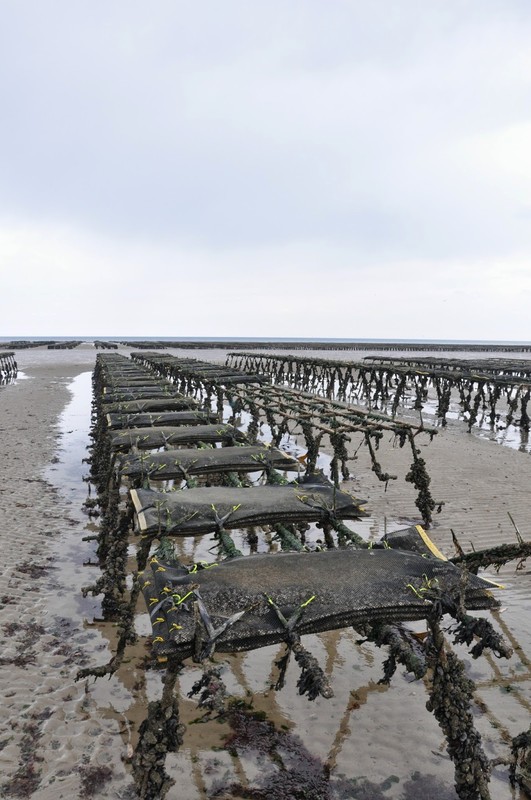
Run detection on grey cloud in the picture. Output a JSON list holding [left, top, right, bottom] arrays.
[[0, 0, 530, 261]]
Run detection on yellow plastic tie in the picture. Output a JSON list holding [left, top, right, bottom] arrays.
[[173, 590, 194, 605], [300, 595, 316, 608], [190, 561, 218, 574]]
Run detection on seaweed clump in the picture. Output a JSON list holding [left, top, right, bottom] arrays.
[[213, 706, 392, 800]]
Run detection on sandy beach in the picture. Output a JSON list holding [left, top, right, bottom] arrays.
[[0, 344, 529, 799]]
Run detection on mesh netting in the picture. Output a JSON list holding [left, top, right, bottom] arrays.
[[103, 398, 199, 413], [109, 424, 247, 452], [102, 387, 181, 403], [106, 410, 217, 430], [119, 444, 300, 480], [105, 378, 171, 386], [140, 545, 499, 660], [131, 483, 367, 535], [379, 524, 449, 559]]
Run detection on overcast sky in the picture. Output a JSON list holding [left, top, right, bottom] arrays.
[[1, 1, 530, 339]]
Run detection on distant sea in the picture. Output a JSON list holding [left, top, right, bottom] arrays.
[[2, 336, 531, 346]]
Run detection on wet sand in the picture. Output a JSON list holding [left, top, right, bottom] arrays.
[[0, 344, 529, 799]]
